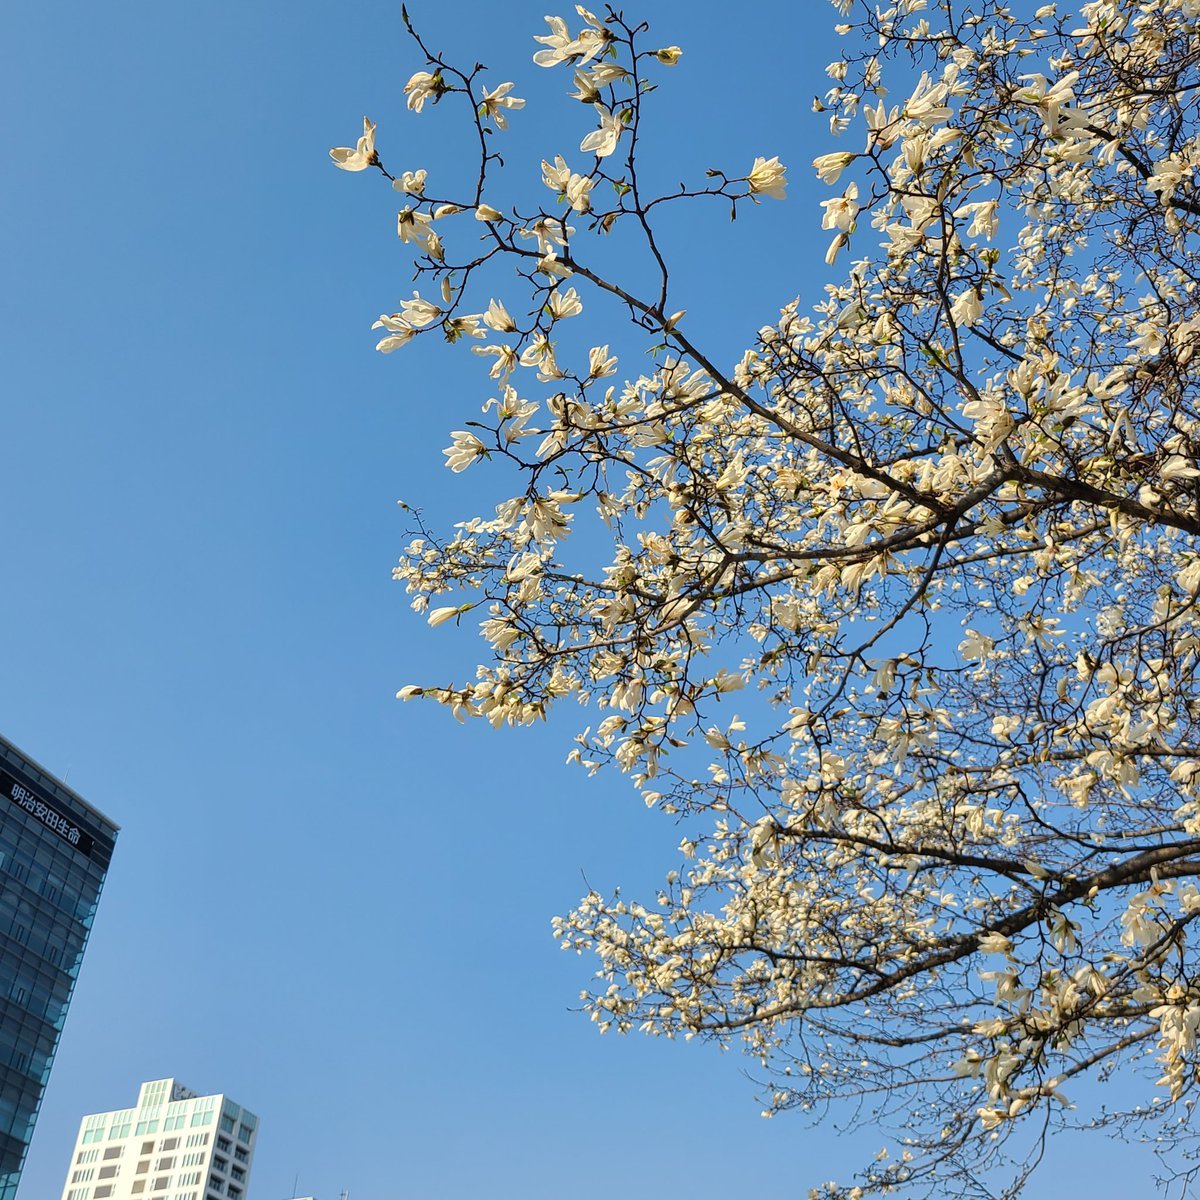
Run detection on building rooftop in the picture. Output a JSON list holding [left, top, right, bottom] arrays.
[[0, 731, 120, 835]]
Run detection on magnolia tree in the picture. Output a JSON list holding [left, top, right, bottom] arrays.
[[330, 1, 1200, 1194]]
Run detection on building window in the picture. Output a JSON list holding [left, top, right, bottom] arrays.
[[154, 1177, 170, 1191], [232, 1147, 247, 1163], [137, 1160, 151, 1174], [94, 1188, 114, 1199], [213, 1156, 227, 1172], [216, 1137, 231, 1153], [103, 1146, 123, 1160], [161, 1136, 180, 1150], [98, 1165, 118, 1179], [157, 1157, 176, 1170], [236, 1124, 253, 1145], [142, 1142, 156, 1155], [131, 1183, 146, 1195]]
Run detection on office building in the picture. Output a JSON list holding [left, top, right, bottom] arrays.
[[60, 1078, 258, 1200], [0, 734, 118, 1200]]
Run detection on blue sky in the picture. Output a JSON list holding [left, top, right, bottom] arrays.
[[0, 1, 1173, 1197]]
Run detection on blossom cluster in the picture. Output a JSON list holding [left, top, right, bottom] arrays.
[[330, 0, 1200, 1194]]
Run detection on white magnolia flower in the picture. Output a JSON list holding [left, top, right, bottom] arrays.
[[863, 100, 900, 149], [954, 198, 999, 239], [589, 61, 626, 86], [749, 816, 779, 868], [1147, 155, 1188, 203], [396, 207, 435, 250], [393, 169, 428, 196], [903, 72, 952, 126], [523, 337, 564, 381], [1161, 455, 1200, 482], [533, 15, 579, 67], [475, 204, 504, 223], [371, 314, 415, 353], [950, 288, 983, 327], [654, 46, 683, 65], [813, 151, 856, 184], [519, 216, 574, 255], [480, 82, 526, 130], [958, 628, 994, 661], [588, 345, 618, 378], [1015, 70, 1079, 133], [569, 69, 601, 104], [977, 931, 1013, 955], [372, 313, 411, 333], [820, 181, 858, 230], [473, 343, 519, 380], [542, 155, 572, 192], [580, 104, 623, 159], [533, 12, 607, 69], [542, 156, 594, 212], [399, 292, 443, 328], [442, 315, 485, 341], [329, 117, 377, 171], [825, 231, 849, 266], [569, 61, 627, 102], [444, 430, 488, 472], [962, 393, 1014, 456], [483, 299, 517, 332], [548, 287, 583, 320], [404, 71, 444, 113], [565, 175, 594, 212], [537, 252, 573, 278], [747, 156, 788, 200]]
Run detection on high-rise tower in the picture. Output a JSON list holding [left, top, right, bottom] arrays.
[[0, 734, 118, 1199]]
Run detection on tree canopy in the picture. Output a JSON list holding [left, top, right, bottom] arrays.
[[330, 1, 1200, 1193]]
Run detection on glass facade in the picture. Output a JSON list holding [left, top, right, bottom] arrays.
[[0, 734, 118, 1200]]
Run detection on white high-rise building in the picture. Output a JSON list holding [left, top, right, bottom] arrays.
[[60, 1078, 258, 1200]]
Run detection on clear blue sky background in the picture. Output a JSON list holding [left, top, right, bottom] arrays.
[[0, 2, 1171, 1197]]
